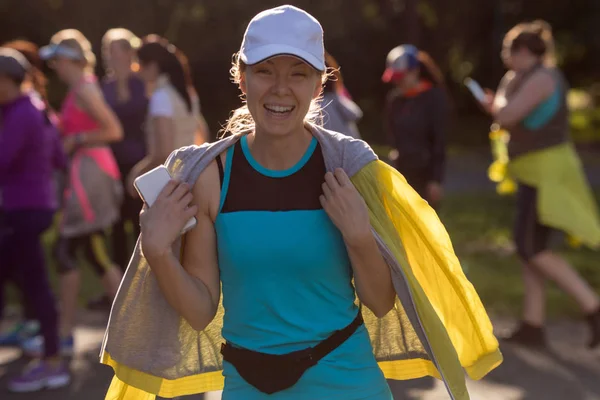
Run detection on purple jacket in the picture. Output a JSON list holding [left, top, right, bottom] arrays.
[[0, 95, 66, 210]]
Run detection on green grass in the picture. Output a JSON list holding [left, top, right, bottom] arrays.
[[439, 190, 600, 319]]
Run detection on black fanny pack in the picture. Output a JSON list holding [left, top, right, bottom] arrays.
[[220, 311, 364, 394]]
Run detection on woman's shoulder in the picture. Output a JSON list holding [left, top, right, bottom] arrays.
[[524, 67, 557, 92], [311, 125, 377, 175], [166, 136, 238, 179], [75, 77, 103, 99]]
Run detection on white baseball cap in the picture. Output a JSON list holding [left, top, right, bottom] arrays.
[[39, 43, 85, 61], [240, 5, 325, 71], [0, 48, 30, 81]]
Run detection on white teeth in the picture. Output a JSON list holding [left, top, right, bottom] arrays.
[[265, 104, 294, 113]]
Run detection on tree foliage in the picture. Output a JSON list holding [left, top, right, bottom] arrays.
[[2, 0, 599, 144]]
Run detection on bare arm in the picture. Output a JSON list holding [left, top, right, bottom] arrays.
[[75, 83, 123, 144], [141, 159, 222, 331], [195, 113, 211, 145], [493, 70, 556, 128], [136, 116, 177, 174], [346, 233, 395, 318]]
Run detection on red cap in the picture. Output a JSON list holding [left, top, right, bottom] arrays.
[[381, 68, 406, 83]]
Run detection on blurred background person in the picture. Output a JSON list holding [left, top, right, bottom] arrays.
[[84, 29, 147, 311], [0, 47, 70, 392], [321, 51, 363, 139], [481, 20, 600, 349], [382, 44, 449, 209], [126, 35, 208, 196], [93, 29, 147, 311], [22, 29, 124, 358], [0, 39, 63, 347]]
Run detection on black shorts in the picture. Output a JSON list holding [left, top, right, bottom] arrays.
[[514, 184, 556, 261], [55, 230, 114, 276]]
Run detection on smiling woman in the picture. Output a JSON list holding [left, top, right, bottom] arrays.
[[101, 5, 501, 400], [222, 52, 326, 140]]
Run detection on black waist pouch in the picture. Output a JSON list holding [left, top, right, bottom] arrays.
[[220, 311, 364, 394]]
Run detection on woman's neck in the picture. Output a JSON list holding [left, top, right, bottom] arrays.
[[248, 124, 313, 171], [519, 57, 542, 74], [0, 86, 22, 105], [114, 70, 132, 83], [398, 79, 419, 95], [66, 68, 85, 88]]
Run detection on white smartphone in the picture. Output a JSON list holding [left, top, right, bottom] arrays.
[[464, 78, 486, 102], [134, 165, 197, 234]]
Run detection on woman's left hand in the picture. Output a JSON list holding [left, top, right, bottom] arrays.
[[320, 169, 372, 245], [62, 136, 77, 155]]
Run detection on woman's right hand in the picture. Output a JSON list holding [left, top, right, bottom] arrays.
[[480, 88, 496, 115], [140, 180, 198, 262]]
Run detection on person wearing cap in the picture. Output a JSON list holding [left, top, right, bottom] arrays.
[[382, 45, 449, 208], [0, 47, 70, 392], [23, 29, 124, 358], [0, 39, 67, 347], [101, 6, 501, 400]]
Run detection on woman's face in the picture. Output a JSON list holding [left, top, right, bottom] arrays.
[[138, 60, 160, 84], [503, 46, 534, 72], [241, 55, 322, 137], [394, 68, 420, 91], [49, 56, 79, 83], [107, 42, 133, 75], [0, 74, 20, 104]]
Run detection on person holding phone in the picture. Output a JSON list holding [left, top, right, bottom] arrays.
[[481, 20, 600, 348], [101, 6, 501, 400], [382, 45, 449, 208]]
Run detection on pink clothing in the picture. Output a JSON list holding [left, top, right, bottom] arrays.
[[61, 77, 101, 137], [60, 75, 121, 225]]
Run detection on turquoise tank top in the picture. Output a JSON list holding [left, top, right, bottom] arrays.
[[523, 89, 561, 130], [215, 135, 391, 399]]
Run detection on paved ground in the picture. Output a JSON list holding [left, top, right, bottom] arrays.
[[1, 314, 600, 400]]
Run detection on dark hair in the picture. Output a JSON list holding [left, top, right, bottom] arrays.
[[504, 20, 555, 64], [416, 50, 445, 87], [138, 35, 192, 112], [2, 40, 49, 105]]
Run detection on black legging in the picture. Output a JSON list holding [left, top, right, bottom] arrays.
[[112, 162, 143, 270]]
